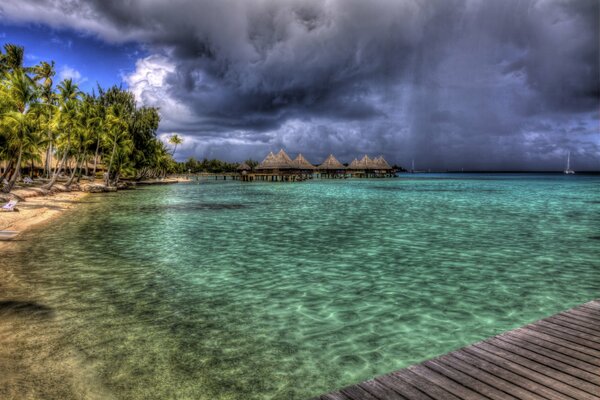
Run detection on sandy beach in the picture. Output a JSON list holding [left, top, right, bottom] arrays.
[[0, 188, 89, 251]]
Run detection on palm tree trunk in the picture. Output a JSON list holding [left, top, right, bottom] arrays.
[[66, 153, 82, 187], [92, 135, 100, 179], [44, 134, 70, 190], [45, 143, 53, 178], [3, 145, 23, 193], [0, 159, 14, 182], [106, 138, 117, 186]]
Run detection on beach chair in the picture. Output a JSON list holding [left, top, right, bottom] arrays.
[[1, 200, 18, 212]]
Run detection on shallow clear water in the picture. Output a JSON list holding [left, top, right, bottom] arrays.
[[1, 174, 599, 399]]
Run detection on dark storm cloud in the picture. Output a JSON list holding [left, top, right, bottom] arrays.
[[1, 0, 598, 169]]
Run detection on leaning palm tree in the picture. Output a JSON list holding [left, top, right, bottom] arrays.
[[168, 134, 183, 158]]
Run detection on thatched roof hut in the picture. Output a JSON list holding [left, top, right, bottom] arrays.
[[257, 149, 295, 170], [293, 154, 316, 170], [373, 156, 392, 169], [348, 158, 360, 169], [318, 154, 345, 170], [347, 155, 392, 170], [237, 162, 252, 171]]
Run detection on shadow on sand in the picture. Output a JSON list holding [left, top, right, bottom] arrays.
[[0, 300, 54, 318]]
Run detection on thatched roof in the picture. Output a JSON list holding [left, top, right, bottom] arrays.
[[318, 154, 345, 170], [293, 154, 316, 170], [256, 149, 295, 169], [237, 162, 252, 171], [348, 158, 360, 169], [373, 156, 392, 169], [347, 155, 392, 170]]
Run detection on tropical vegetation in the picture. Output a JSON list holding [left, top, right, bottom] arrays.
[[0, 43, 177, 193]]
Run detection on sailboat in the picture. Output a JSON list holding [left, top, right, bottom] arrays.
[[564, 151, 575, 175]]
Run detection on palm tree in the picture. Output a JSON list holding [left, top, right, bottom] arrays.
[[0, 44, 25, 73], [32, 61, 55, 88], [43, 78, 80, 190], [65, 97, 99, 186], [1, 112, 39, 192], [168, 134, 183, 158], [1, 70, 39, 193], [33, 61, 57, 178], [104, 104, 129, 186]]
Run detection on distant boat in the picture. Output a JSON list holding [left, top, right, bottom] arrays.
[[564, 151, 575, 175], [0, 230, 19, 240]]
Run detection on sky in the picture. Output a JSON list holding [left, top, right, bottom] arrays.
[[0, 0, 598, 170]]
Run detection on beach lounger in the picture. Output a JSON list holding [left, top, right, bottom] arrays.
[[1, 200, 18, 212]]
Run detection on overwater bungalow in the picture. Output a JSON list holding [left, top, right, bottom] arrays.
[[316, 154, 346, 179], [237, 150, 394, 181], [236, 162, 253, 181], [347, 155, 395, 178], [292, 154, 316, 180], [254, 149, 308, 181]]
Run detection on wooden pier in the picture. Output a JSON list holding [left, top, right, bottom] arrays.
[[313, 300, 600, 400]]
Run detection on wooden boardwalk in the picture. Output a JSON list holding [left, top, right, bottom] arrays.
[[313, 300, 600, 400]]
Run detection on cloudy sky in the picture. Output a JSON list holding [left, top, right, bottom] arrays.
[[1, 0, 598, 170]]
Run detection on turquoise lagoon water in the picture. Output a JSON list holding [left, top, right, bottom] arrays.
[[1, 174, 599, 399]]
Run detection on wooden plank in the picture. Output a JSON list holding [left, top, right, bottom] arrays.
[[546, 315, 600, 336], [390, 369, 461, 400], [476, 340, 600, 395], [452, 349, 573, 400], [321, 392, 352, 400], [556, 312, 600, 331], [375, 374, 434, 400], [499, 332, 600, 374], [341, 385, 382, 400], [569, 308, 600, 323], [527, 324, 600, 351], [561, 308, 600, 325], [581, 303, 600, 312], [438, 353, 547, 400], [464, 345, 596, 400], [422, 359, 519, 400], [519, 326, 600, 359], [536, 320, 600, 345], [577, 305, 600, 318], [407, 364, 487, 400], [359, 379, 408, 400]]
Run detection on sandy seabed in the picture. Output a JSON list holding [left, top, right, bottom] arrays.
[[0, 188, 114, 400]]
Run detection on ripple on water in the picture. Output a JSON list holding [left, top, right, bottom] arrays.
[[0, 174, 599, 400]]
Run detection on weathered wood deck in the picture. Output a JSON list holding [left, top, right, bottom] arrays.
[[313, 300, 600, 400]]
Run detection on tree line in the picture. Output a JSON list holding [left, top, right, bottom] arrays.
[[174, 157, 258, 174], [0, 43, 177, 193]]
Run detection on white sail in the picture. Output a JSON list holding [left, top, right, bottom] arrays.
[[564, 151, 575, 174]]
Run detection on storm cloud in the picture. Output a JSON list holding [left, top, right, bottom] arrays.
[[1, 0, 598, 169]]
